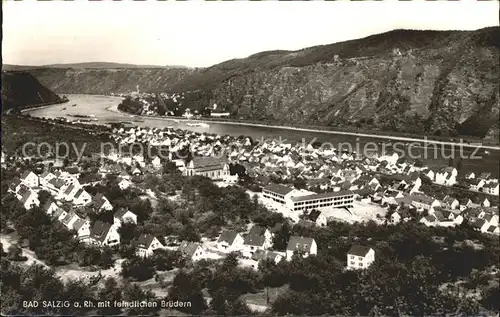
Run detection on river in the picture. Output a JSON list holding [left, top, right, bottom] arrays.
[[26, 94, 500, 177]]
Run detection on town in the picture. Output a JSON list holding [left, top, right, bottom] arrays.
[[2, 122, 499, 282], [3, 116, 500, 316]]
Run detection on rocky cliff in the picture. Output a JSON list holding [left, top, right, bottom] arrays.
[[1, 71, 64, 112], [23, 27, 500, 138]]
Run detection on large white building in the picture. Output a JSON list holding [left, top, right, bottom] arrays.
[[347, 245, 375, 270], [263, 183, 354, 212]]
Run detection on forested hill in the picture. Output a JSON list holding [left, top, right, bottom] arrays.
[[14, 27, 500, 138], [1, 71, 65, 112]]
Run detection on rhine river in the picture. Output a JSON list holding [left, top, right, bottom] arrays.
[[26, 94, 500, 177]]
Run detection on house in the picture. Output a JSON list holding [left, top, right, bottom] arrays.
[[42, 200, 59, 216], [286, 236, 317, 261], [20, 190, 40, 210], [411, 193, 440, 212], [73, 188, 92, 205], [390, 209, 412, 224], [442, 196, 459, 210], [251, 249, 284, 265], [20, 171, 39, 188], [482, 198, 491, 208], [217, 231, 244, 253], [465, 172, 475, 179], [486, 225, 500, 235], [46, 178, 66, 195], [135, 234, 164, 257], [347, 245, 375, 270], [131, 167, 142, 176], [60, 212, 81, 230], [425, 170, 435, 182], [72, 218, 91, 242], [469, 179, 486, 191], [118, 177, 132, 190], [178, 241, 206, 262], [119, 171, 131, 180], [248, 225, 272, 243], [470, 218, 491, 233], [458, 198, 474, 211], [435, 167, 457, 186], [482, 182, 499, 196], [65, 166, 81, 178], [183, 156, 230, 180], [90, 221, 120, 246], [113, 208, 138, 227], [63, 184, 79, 201], [9, 179, 22, 194], [303, 209, 327, 227], [420, 214, 438, 227], [92, 193, 113, 211], [39, 171, 56, 186], [52, 208, 68, 222], [151, 156, 162, 168], [243, 234, 267, 257]]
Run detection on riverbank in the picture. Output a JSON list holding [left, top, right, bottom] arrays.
[[115, 107, 500, 151], [19, 99, 70, 113]]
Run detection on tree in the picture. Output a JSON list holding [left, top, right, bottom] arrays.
[[293, 179, 306, 190], [169, 270, 207, 314], [7, 243, 23, 261], [272, 222, 291, 251], [97, 278, 123, 315], [121, 256, 156, 281]]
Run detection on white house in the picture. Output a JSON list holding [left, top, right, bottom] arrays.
[[303, 209, 327, 227], [483, 182, 499, 196], [92, 194, 113, 211], [217, 231, 244, 253], [178, 241, 206, 262], [425, 170, 435, 182], [152, 156, 162, 169], [419, 214, 438, 227], [113, 208, 138, 227], [118, 178, 132, 190], [63, 184, 80, 201], [39, 171, 56, 186], [20, 190, 40, 210], [251, 250, 284, 266], [72, 218, 91, 242], [347, 245, 375, 270], [90, 221, 120, 246], [435, 167, 457, 186], [248, 226, 273, 247], [469, 179, 486, 191], [42, 200, 59, 216], [20, 171, 39, 188], [286, 236, 317, 261], [243, 234, 268, 258], [390, 210, 412, 225], [411, 194, 441, 212], [73, 188, 92, 205], [442, 196, 460, 210], [135, 234, 164, 258]]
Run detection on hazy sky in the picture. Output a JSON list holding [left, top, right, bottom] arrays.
[[3, 0, 498, 67]]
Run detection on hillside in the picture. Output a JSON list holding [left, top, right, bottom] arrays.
[[20, 27, 500, 138], [1, 71, 65, 112], [2, 62, 188, 70]]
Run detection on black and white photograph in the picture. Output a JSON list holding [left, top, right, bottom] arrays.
[[1, 0, 499, 316]]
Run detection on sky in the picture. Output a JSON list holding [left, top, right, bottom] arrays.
[[3, 0, 498, 68]]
